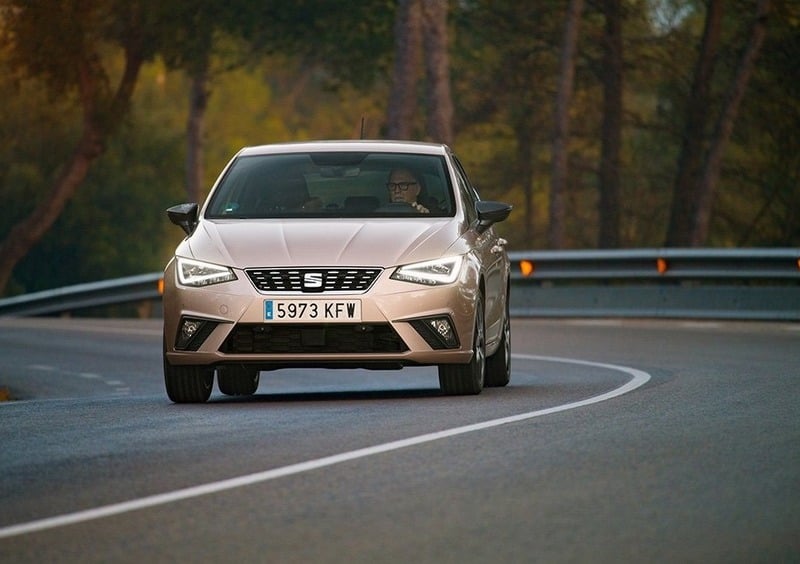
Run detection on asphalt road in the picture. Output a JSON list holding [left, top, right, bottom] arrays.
[[0, 317, 798, 563]]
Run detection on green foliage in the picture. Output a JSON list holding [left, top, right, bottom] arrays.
[[236, 0, 396, 86], [712, 3, 800, 246], [201, 56, 387, 193], [11, 78, 185, 292], [2, 0, 161, 97], [1, 0, 798, 297], [451, 1, 565, 249]]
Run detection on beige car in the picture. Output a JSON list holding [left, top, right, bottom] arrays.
[[163, 140, 512, 403]]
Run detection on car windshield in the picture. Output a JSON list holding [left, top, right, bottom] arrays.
[[204, 152, 456, 219]]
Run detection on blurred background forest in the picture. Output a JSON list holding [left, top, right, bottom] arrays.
[[0, 0, 798, 297]]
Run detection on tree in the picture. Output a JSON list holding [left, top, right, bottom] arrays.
[[665, 0, 772, 246], [665, 0, 724, 247], [387, 0, 423, 139], [153, 1, 252, 203], [156, 2, 218, 204], [548, 0, 584, 249], [387, 0, 454, 144], [0, 0, 154, 295], [451, 1, 565, 247], [421, 0, 454, 145], [690, 0, 771, 245], [727, 0, 800, 246], [186, 65, 210, 204], [597, 0, 623, 248]]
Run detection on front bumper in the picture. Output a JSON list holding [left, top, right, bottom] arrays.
[[163, 261, 478, 368]]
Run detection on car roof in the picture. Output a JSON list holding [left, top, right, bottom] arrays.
[[237, 140, 451, 157]]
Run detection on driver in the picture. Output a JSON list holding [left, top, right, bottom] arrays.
[[386, 167, 430, 213]]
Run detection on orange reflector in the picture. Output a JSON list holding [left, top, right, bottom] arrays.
[[520, 260, 535, 277], [656, 258, 668, 275], [157, 278, 165, 295]]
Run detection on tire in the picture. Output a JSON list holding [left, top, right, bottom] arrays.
[[163, 356, 214, 403], [485, 291, 511, 387], [438, 294, 485, 395], [217, 365, 260, 396]]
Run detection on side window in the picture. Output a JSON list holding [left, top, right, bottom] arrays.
[[452, 157, 478, 225]]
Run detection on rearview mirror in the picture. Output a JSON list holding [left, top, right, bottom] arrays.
[[167, 203, 199, 236], [476, 201, 512, 233]]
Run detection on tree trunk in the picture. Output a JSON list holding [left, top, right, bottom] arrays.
[[598, 0, 623, 248], [421, 0, 453, 145], [664, 0, 723, 247], [186, 63, 210, 203], [690, 0, 771, 245], [387, 0, 423, 140], [0, 47, 144, 295], [516, 124, 535, 244], [548, 0, 583, 249]]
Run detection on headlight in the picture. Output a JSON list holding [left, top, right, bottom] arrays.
[[176, 257, 237, 287], [391, 256, 463, 286]]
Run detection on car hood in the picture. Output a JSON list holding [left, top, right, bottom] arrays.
[[182, 218, 464, 268]]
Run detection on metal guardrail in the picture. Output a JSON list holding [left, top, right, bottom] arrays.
[[508, 248, 800, 280], [0, 249, 798, 320], [0, 272, 163, 318], [508, 248, 800, 320]]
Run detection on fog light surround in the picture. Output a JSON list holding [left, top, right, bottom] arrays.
[[409, 316, 460, 350], [175, 317, 219, 351]]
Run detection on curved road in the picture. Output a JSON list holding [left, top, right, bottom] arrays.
[[0, 317, 798, 562]]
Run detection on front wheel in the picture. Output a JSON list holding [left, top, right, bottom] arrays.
[[485, 292, 511, 387], [217, 365, 260, 396], [438, 294, 485, 395], [164, 357, 214, 403]]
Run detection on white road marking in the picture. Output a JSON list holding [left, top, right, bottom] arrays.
[[66, 325, 162, 337], [22, 366, 127, 392], [0, 318, 162, 338], [564, 319, 623, 327], [680, 321, 722, 329], [0, 354, 650, 540]]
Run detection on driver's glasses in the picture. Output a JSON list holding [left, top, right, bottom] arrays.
[[386, 181, 417, 191]]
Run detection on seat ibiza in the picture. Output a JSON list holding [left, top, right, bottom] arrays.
[[163, 140, 512, 402]]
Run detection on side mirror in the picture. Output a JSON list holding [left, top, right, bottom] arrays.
[[167, 203, 199, 236], [476, 200, 512, 233]]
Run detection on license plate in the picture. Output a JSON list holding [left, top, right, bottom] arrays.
[[264, 299, 362, 322]]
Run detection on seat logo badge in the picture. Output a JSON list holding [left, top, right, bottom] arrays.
[[303, 272, 323, 289]]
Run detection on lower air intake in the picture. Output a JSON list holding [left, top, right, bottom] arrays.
[[221, 323, 408, 354]]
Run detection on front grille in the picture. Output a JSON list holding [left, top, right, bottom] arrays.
[[246, 268, 382, 293], [221, 323, 408, 354]]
